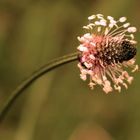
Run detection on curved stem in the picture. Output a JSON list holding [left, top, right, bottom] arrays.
[[0, 52, 79, 122]]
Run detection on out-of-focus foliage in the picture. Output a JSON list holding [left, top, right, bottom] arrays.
[[0, 0, 140, 140]]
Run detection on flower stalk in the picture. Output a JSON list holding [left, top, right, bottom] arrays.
[[0, 52, 79, 122]]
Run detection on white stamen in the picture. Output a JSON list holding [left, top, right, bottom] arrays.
[[98, 26, 101, 32], [84, 33, 91, 37], [77, 36, 81, 41], [119, 17, 127, 22], [90, 42, 96, 47], [132, 65, 139, 72], [103, 80, 112, 93], [130, 34, 134, 39], [110, 19, 116, 24], [95, 21, 100, 25], [123, 83, 128, 89], [83, 26, 90, 29], [84, 62, 93, 68], [88, 15, 96, 20], [97, 14, 103, 18], [77, 45, 88, 52], [96, 79, 102, 85], [89, 82, 95, 89], [109, 23, 114, 28], [89, 23, 95, 26], [80, 74, 87, 80], [107, 16, 114, 20], [130, 40, 137, 44], [127, 27, 137, 33], [89, 54, 95, 60], [104, 27, 109, 35], [103, 76, 107, 81], [127, 76, 133, 84], [87, 24, 93, 29], [114, 85, 121, 92], [123, 23, 130, 28], [100, 20, 107, 26], [81, 69, 88, 75]]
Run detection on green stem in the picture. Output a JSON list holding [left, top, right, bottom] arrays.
[[0, 52, 79, 122]]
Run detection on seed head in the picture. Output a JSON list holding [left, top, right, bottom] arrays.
[[77, 14, 138, 93]]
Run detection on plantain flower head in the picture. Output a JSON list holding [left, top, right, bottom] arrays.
[[77, 14, 138, 93]]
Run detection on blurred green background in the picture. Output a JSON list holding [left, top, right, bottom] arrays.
[[0, 0, 140, 140]]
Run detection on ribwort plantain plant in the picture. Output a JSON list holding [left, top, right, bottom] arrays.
[[0, 14, 138, 122]]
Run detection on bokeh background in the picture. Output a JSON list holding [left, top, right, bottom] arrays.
[[0, 0, 140, 140]]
